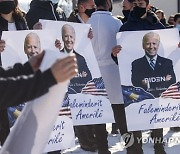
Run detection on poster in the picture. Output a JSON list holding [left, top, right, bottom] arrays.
[[0, 30, 69, 154], [41, 20, 115, 125], [117, 28, 180, 131]]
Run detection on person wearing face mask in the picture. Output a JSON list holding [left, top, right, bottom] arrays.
[[121, 0, 133, 23], [111, 0, 168, 154], [119, 0, 164, 31], [68, 1, 112, 154], [25, 0, 66, 29], [68, 0, 96, 23], [174, 13, 180, 35], [88, 0, 124, 153], [0, 0, 29, 146]]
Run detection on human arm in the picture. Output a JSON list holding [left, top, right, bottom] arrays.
[[0, 51, 45, 77], [131, 60, 147, 89], [0, 54, 77, 109]]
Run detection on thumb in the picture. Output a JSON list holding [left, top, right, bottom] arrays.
[[36, 50, 45, 60]]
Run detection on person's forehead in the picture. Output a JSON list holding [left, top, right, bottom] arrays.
[[123, 0, 131, 6], [133, 0, 146, 4], [27, 36, 39, 42], [84, 0, 95, 7], [64, 26, 74, 33], [146, 35, 159, 41]]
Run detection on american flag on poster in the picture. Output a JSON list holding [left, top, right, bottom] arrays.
[[81, 77, 108, 97], [59, 77, 108, 117], [161, 82, 180, 99], [59, 93, 72, 118]]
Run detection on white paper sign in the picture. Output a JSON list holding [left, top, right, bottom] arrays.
[[0, 30, 69, 154], [41, 20, 115, 125], [1, 30, 59, 68], [44, 116, 75, 153], [117, 28, 180, 131], [69, 93, 114, 125]]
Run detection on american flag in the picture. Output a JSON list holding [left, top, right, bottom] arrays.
[[81, 77, 108, 96], [59, 77, 108, 117], [161, 82, 180, 99], [59, 93, 72, 118], [59, 106, 72, 118]]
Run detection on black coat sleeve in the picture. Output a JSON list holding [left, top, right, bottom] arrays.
[[131, 60, 146, 88], [0, 62, 33, 77], [0, 66, 57, 109]]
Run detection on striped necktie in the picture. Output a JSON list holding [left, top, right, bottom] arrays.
[[150, 58, 155, 70]]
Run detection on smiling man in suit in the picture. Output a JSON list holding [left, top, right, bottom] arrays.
[[61, 23, 92, 93], [131, 32, 176, 98]]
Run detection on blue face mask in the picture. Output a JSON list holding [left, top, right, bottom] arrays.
[[176, 24, 180, 31]]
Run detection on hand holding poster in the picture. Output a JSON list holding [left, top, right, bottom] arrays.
[[117, 28, 180, 131]]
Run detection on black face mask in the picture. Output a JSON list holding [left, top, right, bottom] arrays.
[[122, 10, 130, 19], [133, 6, 146, 18], [85, 8, 96, 17], [0, 1, 16, 14]]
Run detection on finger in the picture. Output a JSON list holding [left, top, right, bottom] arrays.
[[58, 55, 77, 66], [63, 67, 78, 80], [55, 58, 77, 71], [35, 50, 45, 60], [0, 40, 5, 44], [62, 62, 78, 74]]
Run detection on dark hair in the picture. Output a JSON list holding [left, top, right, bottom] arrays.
[[174, 13, 180, 22], [94, 0, 107, 7], [128, 0, 149, 5], [77, 0, 90, 5]]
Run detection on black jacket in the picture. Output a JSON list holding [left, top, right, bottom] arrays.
[[111, 11, 165, 64], [0, 62, 56, 145], [25, 0, 66, 29], [60, 49, 92, 93], [131, 55, 176, 97], [0, 13, 28, 145], [0, 13, 28, 38], [67, 9, 81, 23], [120, 11, 165, 32]]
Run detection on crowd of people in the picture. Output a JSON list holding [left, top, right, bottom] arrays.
[[0, 0, 180, 154]]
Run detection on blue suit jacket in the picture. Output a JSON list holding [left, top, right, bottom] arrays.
[[131, 55, 176, 97], [60, 49, 92, 93]]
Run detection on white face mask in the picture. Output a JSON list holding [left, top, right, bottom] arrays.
[[51, 0, 59, 4], [176, 24, 180, 31]]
